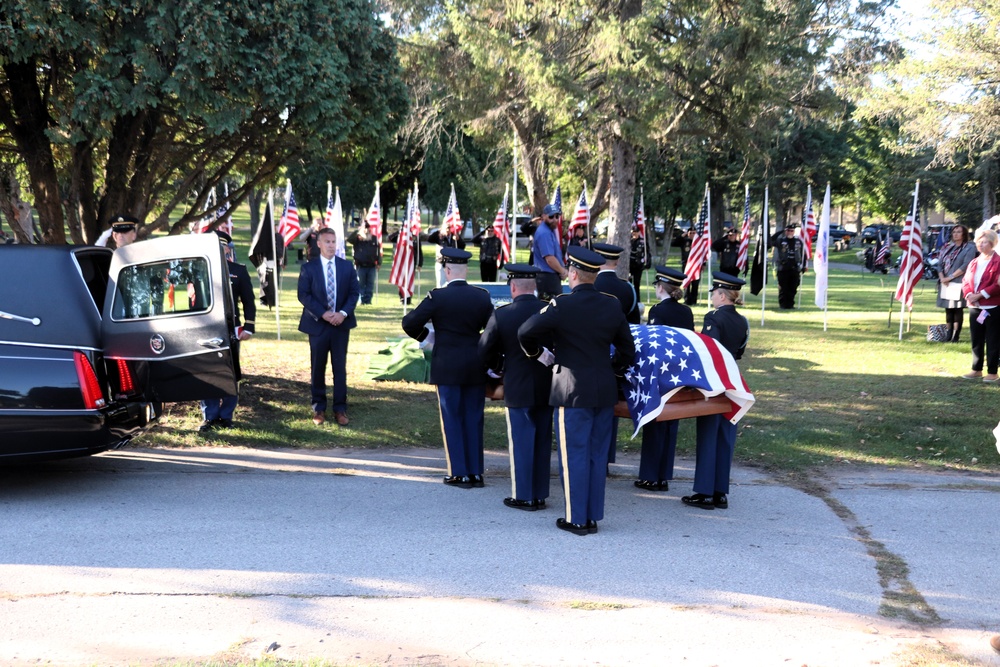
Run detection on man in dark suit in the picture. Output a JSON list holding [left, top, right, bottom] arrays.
[[518, 246, 635, 536], [592, 242, 641, 324], [479, 264, 553, 511], [298, 228, 360, 426], [403, 247, 494, 488], [199, 231, 256, 431], [635, 266, 693, 489]]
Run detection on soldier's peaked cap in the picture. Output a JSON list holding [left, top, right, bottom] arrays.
[[710, 272, 745, 291], [504, 263, 538, 280], [566, 246, 605, 272], [591, 242, 624, 260], [440, 247, 472, 264], [654, 266, 686, 286]]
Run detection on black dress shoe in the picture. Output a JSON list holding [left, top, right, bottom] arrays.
[[681, 493, 716, 510], [215, 418, 233, 429], [556, 518, 589, 536], [197, 420, 215, 433], [443, 475, 473, 488], [504, 497, 539, 511], [586, 520, 598, 534], [470, 474, 485, 488], [713, 493, 728, 509], [634, 479, 668, 491]]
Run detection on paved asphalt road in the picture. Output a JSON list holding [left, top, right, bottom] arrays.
[[1, 446, 998, 667]]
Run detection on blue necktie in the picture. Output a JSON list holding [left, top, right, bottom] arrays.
[[326, 260, 337, 311]]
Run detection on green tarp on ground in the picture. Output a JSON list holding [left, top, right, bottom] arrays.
[[364, 337, 430, 383]]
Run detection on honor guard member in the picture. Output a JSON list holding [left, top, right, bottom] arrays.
[[711, 227, 741, 276], [635, 266, 694, 490], [592, 243, 641, 324], [682, 272, 749, 510], [200, 231, 256, 431], [403, 247, 495, 488], [95, 215, 139, 248], [479, 264, 554, 511], [518, 246, 635, 536], [771, 223, 805, 309]]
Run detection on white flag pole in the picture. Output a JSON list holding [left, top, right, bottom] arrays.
[[898, 180, 920, 340], [270, 188, 281, 341], [704, 183, 712, 305], [512, 133, 519, 262], [761, 185, 769, 326]]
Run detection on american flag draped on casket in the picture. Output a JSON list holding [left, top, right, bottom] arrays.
[[618, 324, 755, 437]]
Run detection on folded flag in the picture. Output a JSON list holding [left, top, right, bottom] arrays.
[[620, 324, 755, 437]]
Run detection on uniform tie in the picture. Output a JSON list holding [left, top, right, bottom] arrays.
[[326, 259, 337, 311]]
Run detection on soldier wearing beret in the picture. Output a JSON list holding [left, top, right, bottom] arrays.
[[635, 266, 693, 491], [479, 264, 553, 511], [518, 246, 635, 536], [682, 271, 750, 510], [200, 230, 256, 431], [403, 247, 495, 488]]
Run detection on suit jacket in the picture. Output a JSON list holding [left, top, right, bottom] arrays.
[[702, 304, 749, 360], [647, 297, 693, 330], [594, 270, 640, 324], [518, 283, 635, 408], [402, 280, 494, 385], [962, 253, 1000, 307], [479, 294, 552, 408], [297, 255, 360, 336]]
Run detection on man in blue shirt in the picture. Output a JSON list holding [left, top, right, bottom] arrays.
[[531, 204, 568, 300]]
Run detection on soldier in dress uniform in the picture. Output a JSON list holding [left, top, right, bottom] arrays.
[[479, 264, 553, 511], [771, 223, 805, 309], [518, 246, 635, 536], [635, 266, 694, 491], [402, 247, 495, 488], [199, 230, 256, 431], [682, 271, 750, 510], [592, 242, 641, 324]]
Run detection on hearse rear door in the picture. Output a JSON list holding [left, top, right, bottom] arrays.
[[101, 234, 237, 401]]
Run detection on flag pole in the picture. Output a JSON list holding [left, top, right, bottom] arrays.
[[512, 132, 519, 262], [704, 184, 712, 305], [898, 180, 920, 340], [270, 188, 281, 341], [761, 185, 769, 326]]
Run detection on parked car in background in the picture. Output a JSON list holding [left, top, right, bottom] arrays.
[[827, 225, 852, 244], [0, 235, 237, 463], [861, 224, 902, 244]]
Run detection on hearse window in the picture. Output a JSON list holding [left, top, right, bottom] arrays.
[[112, 257, 212, 320]]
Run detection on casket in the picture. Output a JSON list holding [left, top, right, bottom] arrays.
[[485, 381, 730, 421]]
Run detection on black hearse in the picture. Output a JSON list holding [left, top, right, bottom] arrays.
[[0, 234, 237, 462]]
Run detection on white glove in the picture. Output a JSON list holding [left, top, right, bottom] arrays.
[[419, 329, 435, 350], [538, 347, 556, 367]]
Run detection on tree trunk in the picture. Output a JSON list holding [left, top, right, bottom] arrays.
[[508, 111, 548, 214], [980, 154, 997, 221], [608, 132, 636, 280], [0, 170, 31, 243]]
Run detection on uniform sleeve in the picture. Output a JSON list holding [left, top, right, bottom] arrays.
[[402, 292, 434, 342], [478, 312, 503, 373], [517, 302, 556, 358], [236, 264, 256, 333], [611, 315, 636, 375]]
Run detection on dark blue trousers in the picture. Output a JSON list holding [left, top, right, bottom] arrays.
[[505, 406, 553, 501], [200, 395, 239, 421], [693, 413, 736, 495], [436, 385, 486, 477], [638, 419, 679, 482], [309, 326, 351, 414], [555, 406, 613, 525]]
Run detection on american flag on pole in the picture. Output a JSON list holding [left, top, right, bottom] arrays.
[[366, 182, 382, 249], [894, 185, 923, 310], [568, 185, 590, 235], [278, 180, 301, 247], [621, 324, 754, 437], [801, 185, 815, 264], [442, 183, 463, 237], [737, 184, 751, 274], [635, 188, 648, 265], [875, 231, 892, 265], [552, 184, 565, 250], [325, 183, 346, 260], [682, 184, 711, 288], [492, 184, 511, 266], [389, 192, 416, 299]]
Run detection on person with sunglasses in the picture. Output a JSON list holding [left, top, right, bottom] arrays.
[[531, 204, 568, 301]]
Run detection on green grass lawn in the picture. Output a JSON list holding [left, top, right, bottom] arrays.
[[141, 218, 999, 474]]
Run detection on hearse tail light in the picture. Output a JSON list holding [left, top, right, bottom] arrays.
[[116, 358, 136, 394], [74, 351, 107, 409]]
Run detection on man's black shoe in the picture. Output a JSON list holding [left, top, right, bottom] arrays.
[[681, 493, 716, 510], [197, 421, 215, 433], [713, 493, 728, 509], [215, 418, 233, 429], [556, 518, 589, 536], [586, 520, 598, 534], [470, 474, 485, 488], [504, 497, 540, 511], [443, 475, 473, 488]]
